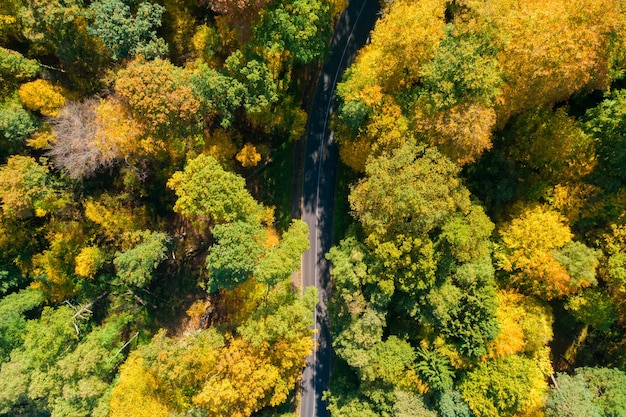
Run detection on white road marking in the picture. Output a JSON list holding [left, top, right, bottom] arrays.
[[300, 1, 371, 416]]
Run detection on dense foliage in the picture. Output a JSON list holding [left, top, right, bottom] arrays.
[[328, 0, 626, 416], [0, 0, 343, 415], [2, 0, 626, 416]]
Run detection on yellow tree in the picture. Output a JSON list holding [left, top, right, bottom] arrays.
[[0, 155, 67, 219], [109, 354, 171, 417], [31, 221, 85, 301], [83, 192, 148, 248], [109, 286, 315, 417], [47, 98, 143, 179], [336, 96, 409, 172], [203, 129, 239, 164], [334, 0, 447, 170], [487, 291, 553, 359], [342, 0, 447, 95], [236, 143, 261, 168], [414, 102, 496, 166], [497, 205, 598, 299], [192, 337, 283, 417], [460, 0, 624, 125], [18, 79, 66, 117]]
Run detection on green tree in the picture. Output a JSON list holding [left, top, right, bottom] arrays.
[[114, 231, 170, 288], [19, 0, 109, 91], [347, 140, 499, 358], [358, 336, 416, 387], [224, 51, 278, 114], [578, 367, 626, 416], [458, 355, 547, 417], [415, 347, 454, 393], [252, 0, 331, 65], [419, 26, 502, 110], [87, 0, 167, 61], [191, 62, 246, 128], [547, 368, 626, 417], [566, 288, 618, 331], [0, 155, 67, 218], [254, 219, 309, 286], [0, 100, 38, 144], [393, 390, 437, 417], [0, 288, 44, 364], [552, 241, 600, 289], [585, 89, 626, 187], [167, 154, 263, 225], [600, 224, 626, 320], [34, 313, 132, 417], [206, 221, 265, 291], [438, 390, 472, 417], [0, 47, 40, 94], [546, 373, 601, 417], [191, 52, 278, 128], [349, 142, 469, 244], [0, 305, 83, 414]]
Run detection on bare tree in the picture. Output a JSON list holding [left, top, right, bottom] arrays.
[[47, 99, 122, 180]]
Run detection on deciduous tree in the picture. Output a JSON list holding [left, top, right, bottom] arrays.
[[236, 143, 261, 167], [339, 0, 446, 94], [18, 79, 66, 117], [167, 154, 263, 225], [461, 0, 624, 125], [0, 155, 67, 218], [87, 0, 167, 61], [0, 288, 44, 364], [48, 98, 139, 179], [0, 47, 40, 94], [252, 0, 332, 65], [114, 231, 170, 288], [458, 355, 547, 417], [497, 205, 598, 299], [115, 58, 201, 136], [206, 221, 265, 291], [254, 219, 309, 286], [487, 291, 553, 358], [191, 52, 278, 128], [19, 0, 109, 91]]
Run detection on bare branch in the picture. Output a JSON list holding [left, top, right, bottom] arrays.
[[47, 99, 123, 179]]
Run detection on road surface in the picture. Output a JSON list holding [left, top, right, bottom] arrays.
[[299, 1, 380, 417]]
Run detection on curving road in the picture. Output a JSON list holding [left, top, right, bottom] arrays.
[[299, 1, 380, 417]]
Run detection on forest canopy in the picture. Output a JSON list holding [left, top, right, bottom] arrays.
[[0, 0, 343, 415], [2, 0, 626, 416], [328, 0, 626, 416]]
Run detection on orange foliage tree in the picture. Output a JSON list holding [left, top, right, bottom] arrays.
[[115, 58, 201, 136]]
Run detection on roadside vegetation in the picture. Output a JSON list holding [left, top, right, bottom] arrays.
[[2, 0, 626, 416], [327, 0, 626, 416], [0, 0, 345, 415]]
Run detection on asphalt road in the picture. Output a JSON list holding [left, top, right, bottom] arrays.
[[299, 1, 380, 416]]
